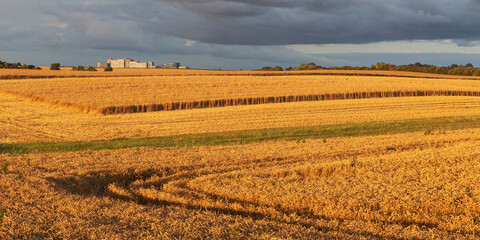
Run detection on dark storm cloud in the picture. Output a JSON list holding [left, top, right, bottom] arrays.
[[150, 0, 480, 45], [39, 0, 480, 47], [1, 0, 331, 68], [38, 1, 309, 59], [3, 0, 480, 69]]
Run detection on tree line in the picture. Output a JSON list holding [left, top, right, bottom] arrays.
[[0, 60, 113, 72], [258, 62, 480, 76], [358, 62, 480, 76], [0, 60, 41, 70], [50, 63, 112, 71]]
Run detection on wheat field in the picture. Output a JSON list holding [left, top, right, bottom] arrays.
[[2, 75, 480, 114], [2, 92, 480, 143], [0, 68, 221, 79], [2, 70, 480, 238], [3, 68, 480, 80], [3, 130, 480, 238]]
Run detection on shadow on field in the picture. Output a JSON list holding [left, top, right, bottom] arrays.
[[43, 167, 466, 239]]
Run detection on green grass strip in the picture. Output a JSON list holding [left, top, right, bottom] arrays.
[[2, 115, 480, 154]]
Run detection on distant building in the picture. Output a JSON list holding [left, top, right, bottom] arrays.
[[97, 62, 109, 68], [155, 62, 181, 69], [97, 58, 155, 69], [97, 58, 186, 69]]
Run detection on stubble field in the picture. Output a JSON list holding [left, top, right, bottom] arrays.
[[3, 67, 480, 80], [2, 74, 480, 114], [2, 69, 480, 239]]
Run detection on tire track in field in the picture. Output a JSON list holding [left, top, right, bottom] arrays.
[[43, 136, 480, 238]]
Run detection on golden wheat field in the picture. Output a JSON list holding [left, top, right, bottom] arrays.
[[0, 67, 224, 79], [2, 74, 480, 114], [3, 68, 480, 80], [2, 92, 480, 143], [3, 131, 480, 239], [2, 69, 480, 239], [5, 75, 480, 106]]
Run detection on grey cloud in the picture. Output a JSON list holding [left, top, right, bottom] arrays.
[[165, 0, 350, 11], [41, 0, 480, 47], [4, 0, 480, 69], [318, 52, 480, 68], [151, 0, 480, 45], [12, 1, 320, 69], [164, 1, 266, 19]]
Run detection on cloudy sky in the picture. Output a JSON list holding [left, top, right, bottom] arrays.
[[2, 0, 480, 69]]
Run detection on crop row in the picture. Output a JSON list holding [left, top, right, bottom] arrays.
[[99, 90, 480, 114], [3, 88, 480, 115]]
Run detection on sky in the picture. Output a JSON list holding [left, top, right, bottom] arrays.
[[2, 0, 480, 70]]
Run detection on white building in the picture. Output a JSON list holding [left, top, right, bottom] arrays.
[[97, 58, 185, 69], [97, 58, 155, 69]]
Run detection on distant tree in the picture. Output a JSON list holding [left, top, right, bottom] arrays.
[[86, 66, 97, 71], [294, 62, 323, 70], [259, 66, 272, 71], [339, 65, 354, 70], [50, 63, 61, 70], [449, 64, 459, 69], [257, 66, 283, 71], [466, 63, 474, 68], [270, 66, 283, 71], [0, 60, 16, 69], [0, 60, 39, 69], [371, 62, 397, 71], [433, 67, 449, 75], [449, 67, 466, 75], [18, 63, 37, 70], [104, 67, 113, 72], [72, 65, 85, 71], [285, 67, 293, 71]]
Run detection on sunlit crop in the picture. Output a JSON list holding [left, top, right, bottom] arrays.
[[2, 70, 480, 238], [2, 130, 480, 238], [2, 74, 480, 114], [2, 91, 480, 143]]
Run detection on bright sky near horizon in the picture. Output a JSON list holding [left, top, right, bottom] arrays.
[[2, 0, 480, 69]]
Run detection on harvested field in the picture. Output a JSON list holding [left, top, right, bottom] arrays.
[[2, 75, 480, 114], [3, 68, 480, 80], [2, 92, 480, 143], [3, 70, 480, 238], [3, 130, 480, 238], [0, 68, 221, 79]]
